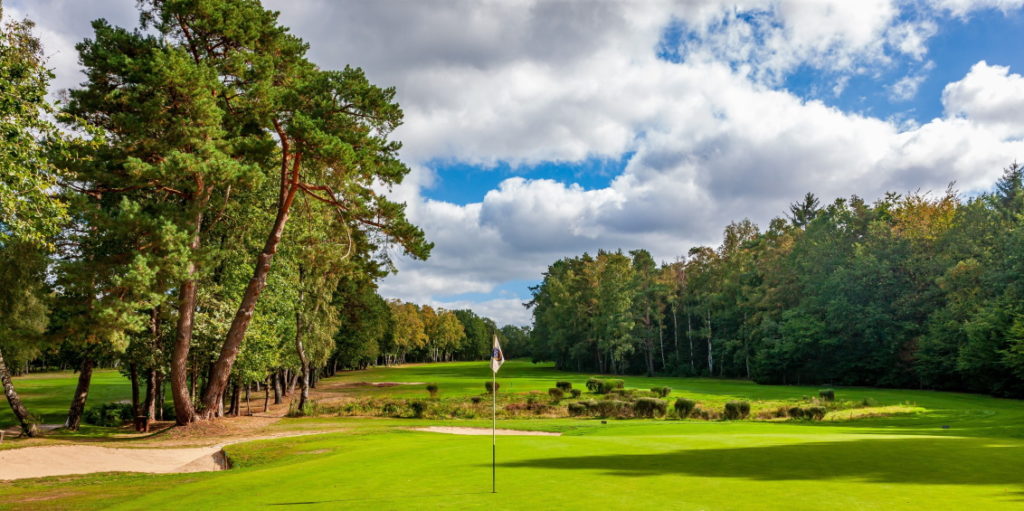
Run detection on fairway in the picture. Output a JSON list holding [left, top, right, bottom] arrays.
[[1, 361, 1022, 510]]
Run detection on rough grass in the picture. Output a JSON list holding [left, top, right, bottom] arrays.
[[1, 360, 1022, 510]]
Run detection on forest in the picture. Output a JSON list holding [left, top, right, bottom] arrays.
[[527, 169, 1024, 398], [0, 0, 527, 437]]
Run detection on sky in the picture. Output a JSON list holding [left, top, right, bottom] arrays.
[[9, 0, 1024, 326]]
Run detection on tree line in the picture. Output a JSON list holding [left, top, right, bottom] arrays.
[[527, 167, 1024, 398], [0, 0, 511, 437]]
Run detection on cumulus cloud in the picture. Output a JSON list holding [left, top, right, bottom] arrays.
[[16, 0, 1024, 325], [943, 61, 1024, 137]]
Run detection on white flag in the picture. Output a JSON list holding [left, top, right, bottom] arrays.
[[490, 334, 505, 373]]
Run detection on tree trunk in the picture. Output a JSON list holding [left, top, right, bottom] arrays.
[[686, 308, 694, 372], [129, 363, 140, 418], [200, 181, 298, 417], [156, 372, 165, 421], [705, 310, 713, 376], [0, 346, 39, 437], [295, 268, 311, 413], [273, 371, 282, 404], [671, 304, 679, 358], [143, 369, 158, 420], [264, 379, 270, 413], [171, 278, 199, 425], [65, 358, 94, 431], [244, 384, 251, 416]]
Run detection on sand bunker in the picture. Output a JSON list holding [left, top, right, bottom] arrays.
[[0, 444, 228, 480], [410, 426, 561, 436]]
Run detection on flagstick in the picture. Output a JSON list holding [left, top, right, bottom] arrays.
[[492, 369, 497, 494]]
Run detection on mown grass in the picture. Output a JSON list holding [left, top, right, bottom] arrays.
[[1, 360, 1022, 510], [0, 370, 132, 430]]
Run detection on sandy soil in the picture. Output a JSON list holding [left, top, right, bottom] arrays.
[[410, 426, 561, 436], [0, 444, 227, 480]]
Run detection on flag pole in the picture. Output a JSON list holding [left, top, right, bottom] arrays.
[[491, 368, 496, 494]]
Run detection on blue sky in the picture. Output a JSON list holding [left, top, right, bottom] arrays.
[[16, 0, 1024, 325]]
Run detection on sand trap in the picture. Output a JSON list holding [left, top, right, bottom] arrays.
[[0, 444, 228, 480], [410, 426, 561, 436], [0, 431, 332, 481]]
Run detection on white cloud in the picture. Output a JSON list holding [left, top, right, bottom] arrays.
[[15, 0, 1024, 326], [943, 61, 1024, 137]]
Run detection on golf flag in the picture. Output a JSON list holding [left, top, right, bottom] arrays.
[[491, 334, 504, 373]]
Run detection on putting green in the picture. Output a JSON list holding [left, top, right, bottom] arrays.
[[1, 361, 1021, 510]]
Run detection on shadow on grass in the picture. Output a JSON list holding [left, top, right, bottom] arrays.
[[267, 491, 492, 506], [500, 437, 1024, 486]]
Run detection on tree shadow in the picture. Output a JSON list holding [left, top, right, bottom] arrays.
[[500, 437, 1024, 487]]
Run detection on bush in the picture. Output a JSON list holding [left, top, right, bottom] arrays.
[[674, 398, 696, 418], [426, 383, 439, 398], [634, 398, 668, 418], [410, 400, 428, 418], [651, 386, 671, 398], [485, 381, 500, 394], [586, 378, 603, 392], [580, 399, 599, 411], [597, 379, 622, 394], [567, 402, 588, 417], [84, 402, 134, 427], [594, 399, 630, 418], [819, 389, 835, 401], [569, 388, 582, 399], [556, 381, 573, 392], [724, 401, 751, 420], [548, 388, 565, 403], [806, 406, 827, 420], [787, 406, 805, 419], [609, 379, 625, 389], [470, 396, 483, 404]]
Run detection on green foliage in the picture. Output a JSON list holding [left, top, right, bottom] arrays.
[[567, 402, 588, 416], [634, 397, 668, 418], [548, 387, 564, 402], [594, 399, 630, 418], [586, 378, 603, 392], [485, 381, 500, 394], [83, 402, 134, 427], [819, 389, 836, 401], [426, 383, 439, 398], [652, 386, 671, 398], [556, 381, 573, 391], [569, 388, 582, 398], [806, 406, 827, 420], [527, 166, 1024, 399], [410, 400, 428, 419], [674, 398, 696, 418], [724, 401, 751, 420]]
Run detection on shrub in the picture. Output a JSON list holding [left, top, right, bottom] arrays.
[[586, 378, 603, 392], [651, 386, 671, 398], [724, 401, 751, 420], [580, 399, 599, 411], [556, 381, 573, 392], [609, 379, 625, 389], [674, 398, 696, 418], [426, 383, 439, 398], [594, 399, 629, 418], [819, 389, 835, 401], [470, 396, 483, 404], [84, 402, 134, 427], [569, 389, 582, 398], [787, 406, 805, 419], [410, 400, 429, 418], [806, 406, 827, 420], [634, 398, 668, 418], [597, 380, 621, 394], [485, 381, 500, 394], [567, 402, 588, 417], [548, 388, 565, 403]]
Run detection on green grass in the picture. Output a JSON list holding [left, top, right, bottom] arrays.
[[0, 369, 132, 429], [1, 360, 1022, 510]]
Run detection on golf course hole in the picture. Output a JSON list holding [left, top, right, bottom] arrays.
[[410, 426, 561, 436]]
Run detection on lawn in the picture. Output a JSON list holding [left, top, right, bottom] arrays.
[[0, 369, 132, 429], [1, 361, 1022, 510]]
